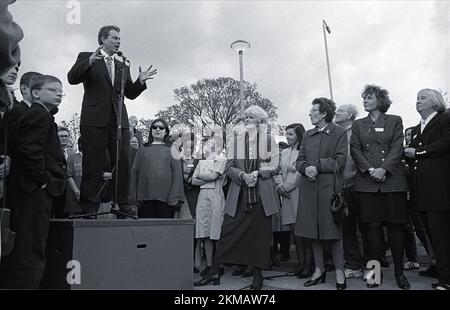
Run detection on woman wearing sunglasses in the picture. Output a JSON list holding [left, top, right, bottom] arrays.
[[129, 118, 185, 218]]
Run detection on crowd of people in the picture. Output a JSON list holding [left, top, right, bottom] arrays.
[[0, 2, 449, 291]]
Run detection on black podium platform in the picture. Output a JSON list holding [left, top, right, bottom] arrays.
[[40, 219, 194, 289]]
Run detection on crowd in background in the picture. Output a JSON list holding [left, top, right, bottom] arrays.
[[1, 1, 449, 291]]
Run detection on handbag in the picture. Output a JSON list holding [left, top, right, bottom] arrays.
[[183, 159, 199, 191], [330, 162, 348, 224]]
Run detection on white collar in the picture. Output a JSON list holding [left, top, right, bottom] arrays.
[[100, 49, 115, 59], [317, 123, 328, 132], [421, 111, 438, 124]]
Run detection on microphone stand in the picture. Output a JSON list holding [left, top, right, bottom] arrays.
[[70, 53, 137, 220]]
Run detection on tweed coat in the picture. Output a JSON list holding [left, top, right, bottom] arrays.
[[407, 111, 450, 212], [350, 113, 408, 193], [294, 122, 347, 240]]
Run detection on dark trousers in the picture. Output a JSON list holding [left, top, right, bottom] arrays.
[[420, 211, 450, 283], [80, 124, 130, 213], [342, 187, 363, 270], [0, 187, 54, 288], [139, 200, 174, 218], [403, 219, 418, 262]]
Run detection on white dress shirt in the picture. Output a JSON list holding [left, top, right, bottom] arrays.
[[420, 111, 438, 133]]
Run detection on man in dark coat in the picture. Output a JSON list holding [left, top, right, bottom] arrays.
[[404, 88, 450, 290], [67, 25, 157, 215]]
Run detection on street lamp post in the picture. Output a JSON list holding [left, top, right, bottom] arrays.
[[231, 40, 251, 114], [322, 19, 333, 101]]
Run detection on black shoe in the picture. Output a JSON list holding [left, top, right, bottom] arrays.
[[232, 266, 246, 276], [336, 278, 347, 290], [193, 274, 220, 286], [200, 266, 211, 277], [250, 270, 263, 290], [395, 274, 411, 290], [304, 272, 326, 287], [431, 281, 450, 290], [419, 265, 438, 278]]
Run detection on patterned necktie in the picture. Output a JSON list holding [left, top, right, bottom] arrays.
[[105, 56, 113, 84]]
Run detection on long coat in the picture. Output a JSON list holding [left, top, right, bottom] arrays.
[[273, 146, 301, 225], [407, 111, 450, 212], [350, 113, 408, 193], [294, 122, 347, 240]]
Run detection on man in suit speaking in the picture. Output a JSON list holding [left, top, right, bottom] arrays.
[[68, 25, 157, 216]]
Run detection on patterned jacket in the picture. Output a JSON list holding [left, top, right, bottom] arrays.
[[350, 113, 408, 193]]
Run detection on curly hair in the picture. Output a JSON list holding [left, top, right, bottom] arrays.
[[361, 84, 392, 113], [311, 97, 337, 123]]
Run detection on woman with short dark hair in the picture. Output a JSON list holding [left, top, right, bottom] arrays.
[[274, 123, 313, 276], [295, 97, 348, 289], [350, 85, 410, 289]]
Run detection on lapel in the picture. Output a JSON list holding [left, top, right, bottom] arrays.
[[411, 123, 421, 145], [421, 112, 441, 136], [361, 113, 386, 146]]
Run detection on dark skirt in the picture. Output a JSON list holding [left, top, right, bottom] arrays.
[[355, 191, 408, 224], [214, 192, 272, 270]]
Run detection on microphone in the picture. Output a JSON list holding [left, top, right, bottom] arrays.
[[117, 51, 130, 66]]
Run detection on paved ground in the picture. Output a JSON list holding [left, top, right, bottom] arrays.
[[193, 246, 436, 290]]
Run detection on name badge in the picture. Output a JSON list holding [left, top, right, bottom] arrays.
[[375, 128, 384, 132], [412, 134, 418, 139]]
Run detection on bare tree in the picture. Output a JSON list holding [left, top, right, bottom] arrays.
[[155, 77, 278, 131]]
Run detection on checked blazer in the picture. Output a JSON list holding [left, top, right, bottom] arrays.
[[350, 113, 408, 193]]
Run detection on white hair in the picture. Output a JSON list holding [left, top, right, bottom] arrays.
[[418, 89, 447, 113], [339, 104, 359, 120], [244, 105, 269, 124]]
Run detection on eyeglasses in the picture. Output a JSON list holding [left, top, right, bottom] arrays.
[[41, 87, 66, 97], [152, 126, 166, 130]]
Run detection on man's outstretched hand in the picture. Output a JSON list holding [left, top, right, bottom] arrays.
[[138, 65, 157, 84]]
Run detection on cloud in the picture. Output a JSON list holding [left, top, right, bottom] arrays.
[[9, 0, 448, 130]]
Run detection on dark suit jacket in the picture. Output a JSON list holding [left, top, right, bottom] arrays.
[[350, 113, 408, 193], [15, 103, 66, 196], [407, 111, 450, 212], [67, 52, 147, 128], [7, 100, 29, 147]]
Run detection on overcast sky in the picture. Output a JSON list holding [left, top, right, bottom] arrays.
[[9, 0, 450, 130]]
